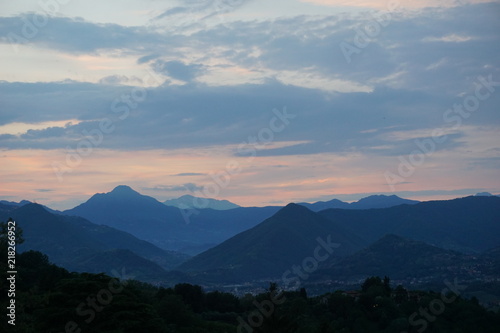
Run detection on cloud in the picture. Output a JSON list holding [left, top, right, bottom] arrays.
[[144, 183, 204, 192], [98, 75, 143, 85], [137, 53, 161, 64], [174, 173, 206, 177], [299, 0, 494, 10], [0, 3, 498, 159], [422, 34, 474, 43], [153, 60, 205, 82]]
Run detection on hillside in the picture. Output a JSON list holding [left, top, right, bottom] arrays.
[[319, 196, 500, 253], [178, 204, 366, 282], [0, 203, 187, 281], [311, 234, 477, 281], [64, 185, 280, 253]]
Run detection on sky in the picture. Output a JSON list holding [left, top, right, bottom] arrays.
[[0, 0, 499, 210]]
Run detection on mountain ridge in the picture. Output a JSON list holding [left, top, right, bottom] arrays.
[[178, 203, 366, 282], [0, 203, 188, 282], [164, 194, 240, 210]]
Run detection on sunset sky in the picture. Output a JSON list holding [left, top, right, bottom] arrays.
[[1, 0, 499, 210]]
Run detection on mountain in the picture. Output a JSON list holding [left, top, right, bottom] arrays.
[[299, 194, 419, 211], [180, 196, 500, 284], [64, 185, 280, 254], [0, 203, 188, 281], [319, 196, 500, 253], [178, 204, 366, 283], [349, 194, 419, 209], [311, 234, 474, 281], [0, 199, 31, 207], [164, 194, 240, 210], [64, 185, 188, 249], [298, 198, 350, 211]]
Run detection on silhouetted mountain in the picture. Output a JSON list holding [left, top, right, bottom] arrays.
[[64, 185, 189, 249], [476, 192, 494, 196], [0, 199, 61, 214], [178, 204, 365, 282], [0, 199, 31, 207], [298, 198, 350, 211], [299, 194, 419, 211], [350, 194, 419, 209], [164, 194, 240, 210], [64, 186, 280, 254], [0, 203, 187, 281], [311, 234, 476, 281], [319, 196, 500, 253]]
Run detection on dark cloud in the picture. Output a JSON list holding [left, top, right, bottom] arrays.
[[0, 3, 498, 160], [0, 15, 173, 54], [153, 60, 204, 82], [155, 0, 252, 22]]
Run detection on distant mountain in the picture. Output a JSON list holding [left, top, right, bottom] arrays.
[[299, 194, 419, 211], [475, 192, 500, 197], [64, 185, 187, 249], [350, 194, 419, 209], [319, 196, 500, 253], [0, 203, 188, 281], [311, 234, 474, 281], [180, 196, 500, 284], [0, 199, 31, 207], [298, 198, 350, 211], [0, 199, 61, 214], [178, 204, 365, 283], [164, 194, 240, 210], [64, 185, 280, 254]]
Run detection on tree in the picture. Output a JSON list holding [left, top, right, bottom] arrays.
[[0, 218, 24, 250]]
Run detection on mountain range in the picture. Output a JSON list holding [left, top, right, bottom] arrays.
[[318, 196, 500, 253], [178, 203, 365, 282], [63, 185, 281, 254], [177, 196, 500, 283], [310, 234, 495, 281], [298, 194, 419, 211], [2, 186, 499, 290], [0, 202, 188, 282], [163, 194, 240, 210], [60, 186, 432, 254]]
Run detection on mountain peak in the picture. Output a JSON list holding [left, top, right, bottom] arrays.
[[475, 192, 493, 197], [163, 195, 240, 210], [110, 185, 139, 195], [352, 194, 419, 209], [275, 202, 314, 217], [16, 202, 52, 216]]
